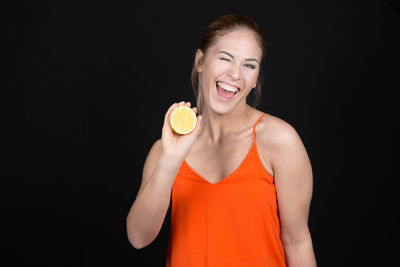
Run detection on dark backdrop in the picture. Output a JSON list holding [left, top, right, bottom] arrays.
[[2, 0, 398, 266]]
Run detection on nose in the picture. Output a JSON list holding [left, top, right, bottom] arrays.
[[229, 63, 241, 80]]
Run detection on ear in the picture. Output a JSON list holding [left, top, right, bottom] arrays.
[[195, 49, 204, 73]]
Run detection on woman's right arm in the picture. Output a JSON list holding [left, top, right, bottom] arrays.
[[126, 102, 202, 249], [126, 140, 182, 249]]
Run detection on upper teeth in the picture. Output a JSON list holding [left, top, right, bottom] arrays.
[[217, 82, 239, 93]]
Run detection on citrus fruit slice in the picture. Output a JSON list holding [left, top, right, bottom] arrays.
[[170, 106, 197, 135]]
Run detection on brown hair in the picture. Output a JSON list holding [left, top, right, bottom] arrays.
[[191, 14, 266, 114]]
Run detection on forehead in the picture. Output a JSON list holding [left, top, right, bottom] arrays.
[[210, 29, 262, 60]]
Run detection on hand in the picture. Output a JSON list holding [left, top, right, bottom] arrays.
[[161, 101, 203, 160]]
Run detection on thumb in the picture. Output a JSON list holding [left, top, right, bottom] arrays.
[[193, 115, 203, 134]]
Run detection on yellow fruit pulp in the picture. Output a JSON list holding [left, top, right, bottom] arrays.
[[170, 106, 197, 135]]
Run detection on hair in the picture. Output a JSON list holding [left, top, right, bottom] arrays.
[[191, 14, 266, 114]]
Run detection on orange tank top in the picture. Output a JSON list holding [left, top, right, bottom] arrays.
[[166, 114, 286, 267]]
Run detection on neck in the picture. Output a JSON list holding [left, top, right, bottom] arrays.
[[199, 103, 253, 144]]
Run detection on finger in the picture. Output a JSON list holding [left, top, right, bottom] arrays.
[[177, 101, 185, 106], [186, 102, 191, 107], [192, 107, 197, 114], [167, 102, 178, 114], [192, 115, 203, 134], [164, 103, 178, 124]]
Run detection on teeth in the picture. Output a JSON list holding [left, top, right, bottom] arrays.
[[217, 82, 239, 93]]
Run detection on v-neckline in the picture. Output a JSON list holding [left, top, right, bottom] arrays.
[[183, 140, 255, 185], [182, 123, 259, 186], [182, 113, 267, 185]]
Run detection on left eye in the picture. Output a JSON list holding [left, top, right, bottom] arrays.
[[219, 57, 231, 62], [244, 64, 256, 69]]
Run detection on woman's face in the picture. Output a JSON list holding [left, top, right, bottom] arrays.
[[196, 29, 262, 115]]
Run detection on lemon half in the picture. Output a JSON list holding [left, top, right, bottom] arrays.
[[170, 106, 197, 135]]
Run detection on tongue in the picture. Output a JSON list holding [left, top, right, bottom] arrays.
[[217, 85, 235, 100]]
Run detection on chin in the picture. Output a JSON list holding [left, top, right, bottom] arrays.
[[207, 95, 242, 115]]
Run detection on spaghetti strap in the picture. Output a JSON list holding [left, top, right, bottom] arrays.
[[252, 113, 268, 138]]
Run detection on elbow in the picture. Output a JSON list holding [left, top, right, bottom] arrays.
[[126, 216, 145, 250], [127, 233, 146, 250], [127, 224, 149, 250], [126, 215, 153, 250]]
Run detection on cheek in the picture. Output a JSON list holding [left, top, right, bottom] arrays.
[[201, 62, 225, 86], [244, 70, 259, 88], [208, 61, 229, 77]]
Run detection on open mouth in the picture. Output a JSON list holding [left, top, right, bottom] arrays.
[[216, 81, 240, 102]]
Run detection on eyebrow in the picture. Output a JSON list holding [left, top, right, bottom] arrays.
[[217, 50, 259, 64]]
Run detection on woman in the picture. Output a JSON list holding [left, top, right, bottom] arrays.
[[127, 14, 317, 267]]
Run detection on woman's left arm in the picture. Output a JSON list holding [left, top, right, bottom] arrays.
[[265, 120, 317, 267]]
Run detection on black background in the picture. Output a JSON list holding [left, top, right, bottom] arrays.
[[2, 0, 399, 266]]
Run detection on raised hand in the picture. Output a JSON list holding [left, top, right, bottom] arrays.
[[161, 101, 202, 160]]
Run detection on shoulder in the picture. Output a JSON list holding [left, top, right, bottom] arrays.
[[255, 113, 310, 171], [256, 113, 302, 149], [255, 113, 312, 180]]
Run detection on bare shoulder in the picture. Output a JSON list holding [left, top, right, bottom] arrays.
[[255, 113, 310, 174], [256, 114, 303, 148]]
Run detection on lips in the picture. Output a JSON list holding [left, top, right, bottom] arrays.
[[216, 81, 240, 102]]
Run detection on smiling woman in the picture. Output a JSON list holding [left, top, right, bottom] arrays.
[[126, 14, 317, 267], [191, 14, 266, 114], [193, 28, 262, 116]]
